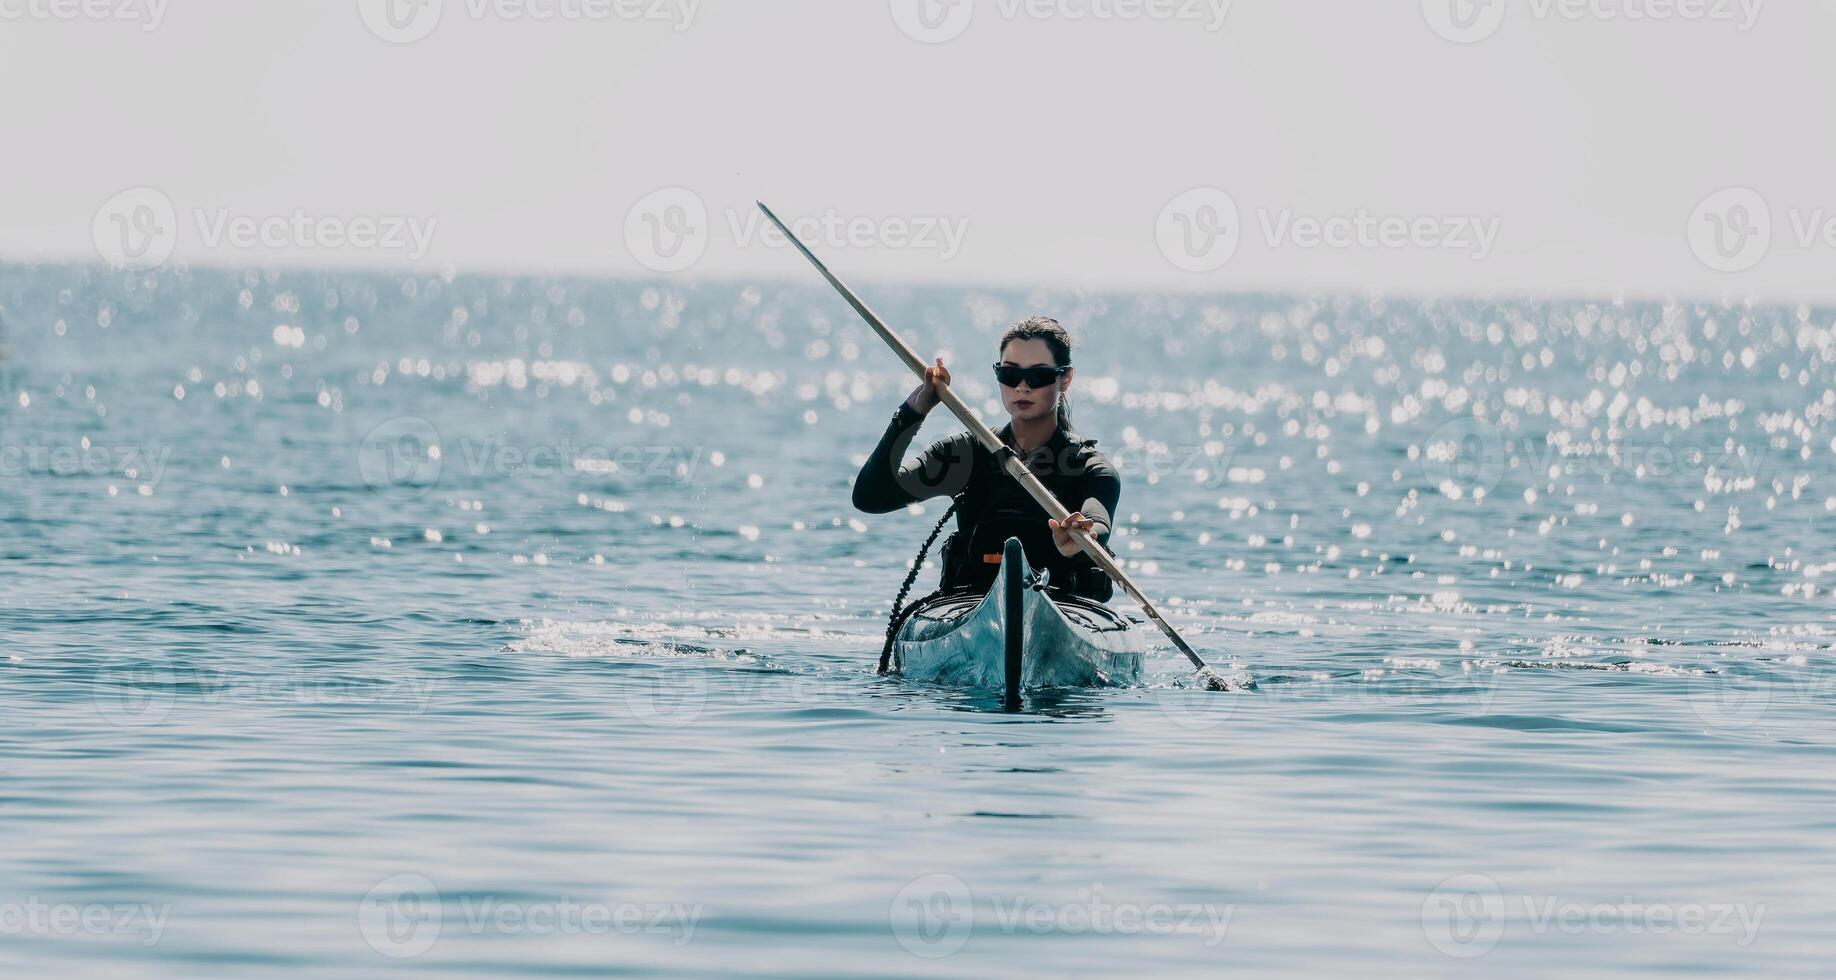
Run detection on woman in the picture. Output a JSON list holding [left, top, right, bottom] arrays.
[[852, 316, 1121, 602]]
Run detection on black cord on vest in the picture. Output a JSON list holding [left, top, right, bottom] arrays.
[[878, 496, 962, 675], [877, 443, 1036, 674]]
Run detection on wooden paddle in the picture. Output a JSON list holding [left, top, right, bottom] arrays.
[[757, 202, 1239, 692]]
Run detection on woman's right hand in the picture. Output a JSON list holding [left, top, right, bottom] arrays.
[[906, 357, 950, 415]]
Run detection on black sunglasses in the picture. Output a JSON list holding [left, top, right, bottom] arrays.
[[992, 363, 1070, 389]]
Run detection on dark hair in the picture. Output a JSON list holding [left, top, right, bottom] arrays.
[[998, 315, 1075, 431]]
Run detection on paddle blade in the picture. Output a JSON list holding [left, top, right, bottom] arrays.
[[1197, 666, 1254, 693]]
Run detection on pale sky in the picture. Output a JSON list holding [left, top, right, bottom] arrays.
[[1, 0, 1831, 301]]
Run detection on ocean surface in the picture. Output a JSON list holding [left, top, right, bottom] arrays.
[[2, 265, 1832, 977]]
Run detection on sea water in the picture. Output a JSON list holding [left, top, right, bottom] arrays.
[[1, 266, 1831, 976]]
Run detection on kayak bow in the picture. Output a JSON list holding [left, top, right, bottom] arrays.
[[893, 538, 1149, 700]]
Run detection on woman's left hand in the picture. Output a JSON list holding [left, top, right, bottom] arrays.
[[1048, 512, 1100, 557]]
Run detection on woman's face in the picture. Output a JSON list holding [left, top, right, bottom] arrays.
[[997, 338, 1073, 426]]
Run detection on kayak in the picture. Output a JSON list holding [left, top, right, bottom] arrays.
[[762, 201, 1240, 693], [891, 537, 1148, 702]]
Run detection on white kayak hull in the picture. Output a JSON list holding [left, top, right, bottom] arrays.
[[892, 538, 1148, 693]]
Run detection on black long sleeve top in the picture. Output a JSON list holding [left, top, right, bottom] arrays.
[[852, 401, 1122, 601]]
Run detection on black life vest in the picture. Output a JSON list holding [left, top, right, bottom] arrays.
[[935, 432, 1112, 601]]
